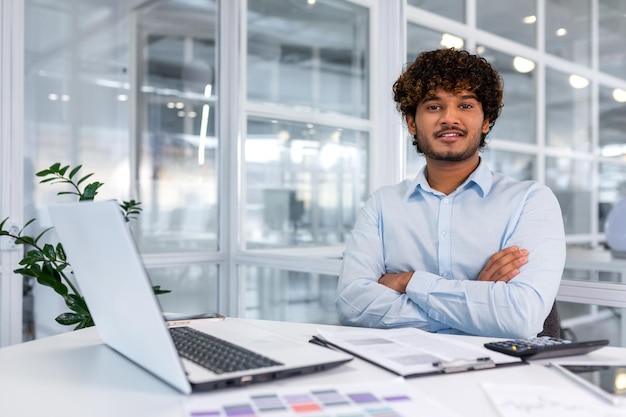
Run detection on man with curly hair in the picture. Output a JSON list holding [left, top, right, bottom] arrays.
[[336, 48, 565, 338]]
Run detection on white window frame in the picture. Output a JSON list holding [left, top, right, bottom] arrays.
[[0, 0, 25, 346]]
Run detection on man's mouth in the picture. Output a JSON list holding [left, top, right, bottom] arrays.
[[437, 130, 465, 139]]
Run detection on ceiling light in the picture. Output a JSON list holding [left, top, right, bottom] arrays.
[[523, 15, 537, 24], [277, 130, 290, 142], [117, 94, 128, 102], [513, 56, 535, 73], [613, 88, 626, 103], [601, 144, 626, 157], [440, 33, 464, 49], [615, 370, 626, 392], [48, 93, 59, 101], [569, 74, 589, 89], [556, 28, 567, 36]]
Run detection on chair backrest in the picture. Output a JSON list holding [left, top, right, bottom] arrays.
[[538, 302, 560, 338]]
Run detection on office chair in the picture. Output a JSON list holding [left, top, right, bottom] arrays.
[[537, 301, 561, 339]]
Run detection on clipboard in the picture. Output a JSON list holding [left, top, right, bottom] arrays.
[[311, 328, 525, 378]]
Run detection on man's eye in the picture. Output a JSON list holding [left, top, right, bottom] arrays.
[[426, 105, 440, 110], [460, 103, 473, 109]]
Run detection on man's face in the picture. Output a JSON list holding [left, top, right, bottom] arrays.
[[406, 88, 490, 163]]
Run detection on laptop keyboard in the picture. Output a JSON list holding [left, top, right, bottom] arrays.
[[169, 326, 283, 374]]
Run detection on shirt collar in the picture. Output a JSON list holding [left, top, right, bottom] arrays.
[[405, 157, 493, 200]]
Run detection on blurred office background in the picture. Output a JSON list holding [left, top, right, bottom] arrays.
[[1, 0, 625, 346]]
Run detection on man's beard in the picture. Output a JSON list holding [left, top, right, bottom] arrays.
[[413, 132, 481, 162]]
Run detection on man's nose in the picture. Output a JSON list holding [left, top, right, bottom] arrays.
[[440, 107, 460, 125]]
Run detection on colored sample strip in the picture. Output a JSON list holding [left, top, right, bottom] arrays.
[[312, 389, 350, 406], [251, 394, 287, 412], [284, 393, 322, 413], [347, 393, 379, 404], [188, 385, 430, 417], [223, 404, 256, 417]]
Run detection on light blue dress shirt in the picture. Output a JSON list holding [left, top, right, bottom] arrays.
[[336, 159, 566, 338]]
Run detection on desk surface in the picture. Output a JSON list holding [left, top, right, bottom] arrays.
[[1, 318, 625, 417]]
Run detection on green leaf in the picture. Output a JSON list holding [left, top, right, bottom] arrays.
[[64, 294, 90, 316], [55, 312, 83, 325], [152, 285, 171, 295], [73, 316, 94, 329], [14, 235, 36, 246], [68, 165, 83, 180], [80, 182, 103, 200], [42, 243, 56, 260], [35, 169, 52, 177], [56, 243, 67, 262], [19, 218, 37, 233], [22, 249, 45, 263], [38, 177, 58, 184], [37, 262, 69, 296], [76, 173, 95, 187], [58, 164, 69, 176], [14, 267, 39, 278], [34, 227, 54, 244]]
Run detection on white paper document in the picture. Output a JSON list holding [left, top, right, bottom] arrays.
[[482, 382, 626, 417], [316, 327, 522, 377]]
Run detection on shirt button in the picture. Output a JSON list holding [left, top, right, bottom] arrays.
[[442, 272, 448, 278], [443, 199, 450, 204], [442, 231, 447, 237]]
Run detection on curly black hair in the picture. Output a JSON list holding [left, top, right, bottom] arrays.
[[393, 48, 503, 147]]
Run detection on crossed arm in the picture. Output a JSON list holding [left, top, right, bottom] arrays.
[[378, 246, 529, 294]]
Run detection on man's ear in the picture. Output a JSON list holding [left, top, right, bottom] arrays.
[[482, 118, 490, 134], [406, 114, 417, 135]]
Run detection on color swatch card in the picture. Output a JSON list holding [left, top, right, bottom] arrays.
[[184, 379, 461, 417]]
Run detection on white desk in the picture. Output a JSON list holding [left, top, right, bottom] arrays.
[[1, 318, 625, 417]]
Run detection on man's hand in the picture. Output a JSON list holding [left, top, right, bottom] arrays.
[[477, 246, 528, 283], [378, 246, 527, 292], [378, 272, 413, 294]]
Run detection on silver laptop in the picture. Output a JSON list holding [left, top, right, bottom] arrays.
[[47, 200, 352, 394]]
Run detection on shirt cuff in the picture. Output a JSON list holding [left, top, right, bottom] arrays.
[[405, 271, 439, 310]]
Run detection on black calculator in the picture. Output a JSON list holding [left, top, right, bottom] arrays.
[[484, 336, 609, 360]]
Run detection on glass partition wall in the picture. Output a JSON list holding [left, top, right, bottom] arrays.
[[241, 0, 370, 322], [19, 0, 373, 338], [7, 0, 626, 343]]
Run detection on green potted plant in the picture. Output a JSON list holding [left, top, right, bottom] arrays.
[[0, 162, 169, 330]]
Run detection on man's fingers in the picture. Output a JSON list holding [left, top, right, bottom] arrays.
[[478, 247, 528, 282], [482, 246, 521, 272]]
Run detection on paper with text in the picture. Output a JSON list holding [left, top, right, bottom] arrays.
[[317, 327, 521, 376], [482, 382, 626, 417]]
